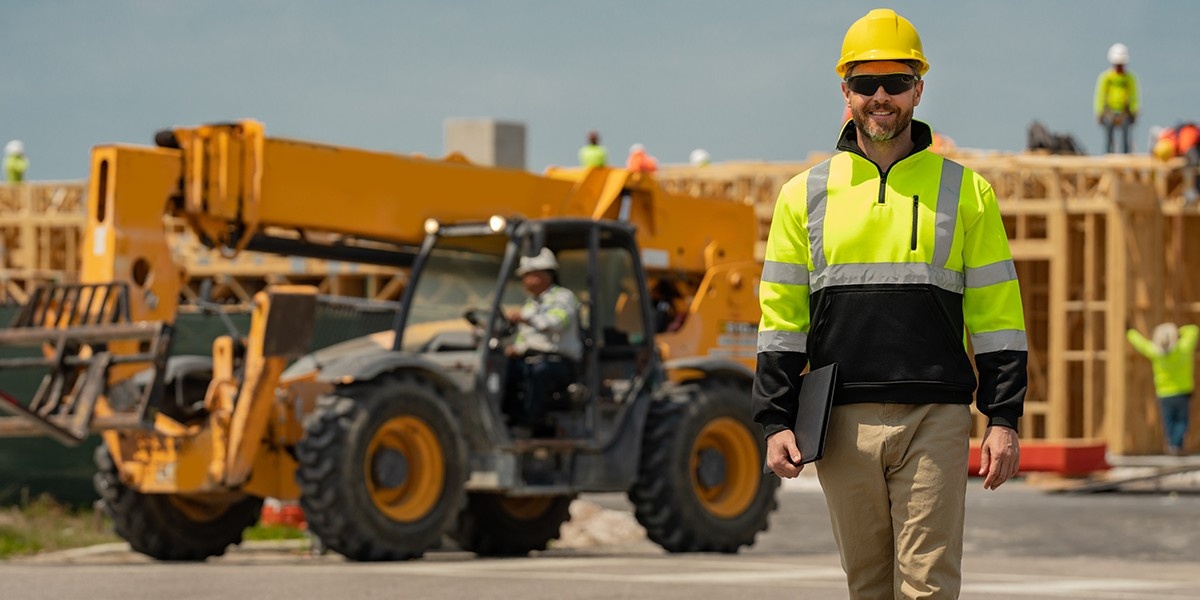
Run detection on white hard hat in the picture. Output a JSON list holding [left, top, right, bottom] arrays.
[[1153, 322, 1180, 352], [1107, 43, 1129, 65], [5, 140, 24, 155], [689, 148, 711, 166], [629, 143, 645, 154], [516, 247, 559, 276]]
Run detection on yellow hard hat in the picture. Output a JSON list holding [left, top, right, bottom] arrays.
[[1153, 138, 1175, 161], [835, 9, 929, 78]]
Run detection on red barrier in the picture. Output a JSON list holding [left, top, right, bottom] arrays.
[[970, 439, 1109, 477]]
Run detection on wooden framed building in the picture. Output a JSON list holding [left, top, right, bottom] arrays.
[[0, 182, 85, 303]]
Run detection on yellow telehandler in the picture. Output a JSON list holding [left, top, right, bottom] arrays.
[[0, 120, 777, 561]]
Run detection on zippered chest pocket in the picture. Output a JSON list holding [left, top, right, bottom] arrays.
[[910, 195, 919, 251]]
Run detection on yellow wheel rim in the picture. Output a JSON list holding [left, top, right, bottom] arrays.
[[364, 415, 445, 523], [690, 416, 759, 519]]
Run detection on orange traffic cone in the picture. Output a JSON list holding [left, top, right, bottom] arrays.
[[261, 497, 307, 529]]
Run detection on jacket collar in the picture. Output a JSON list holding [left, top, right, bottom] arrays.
[[532, 282, 560, 301], [836, 119, 934, 166]]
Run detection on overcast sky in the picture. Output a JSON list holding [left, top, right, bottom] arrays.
[[2, 1, 1194, 180]]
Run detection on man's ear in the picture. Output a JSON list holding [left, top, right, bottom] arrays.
[[912, 80, 924, 107]]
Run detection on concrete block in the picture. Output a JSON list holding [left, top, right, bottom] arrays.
[[443, 119, 526, 170]]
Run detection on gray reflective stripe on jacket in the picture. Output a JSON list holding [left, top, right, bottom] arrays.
[[757, 330, 807, 353]]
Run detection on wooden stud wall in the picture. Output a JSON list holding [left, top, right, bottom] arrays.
[[0, 183, 85, 303], [164, 219, 405, 303]]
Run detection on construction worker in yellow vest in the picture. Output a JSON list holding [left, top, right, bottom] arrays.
[[754, 8, 1027, 599], [577, 130, 607, 168], [1094, 43, 1139, 154], [4, 140, 28, 183], [1127, 323, 1198, 455]]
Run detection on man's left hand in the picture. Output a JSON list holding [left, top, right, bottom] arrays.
[[978, 425, 1020, 490], [505, 309, 524, 324]]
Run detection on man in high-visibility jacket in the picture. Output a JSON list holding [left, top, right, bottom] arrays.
[[578, 130, 607, 168], [1127, 323, 1198, 455], [504, 248, 583, 435], [753, 9, 1027, 599], [1094, 43, 1139, 154], [4, 140, 28, 183], [625, 143, 658, 174]]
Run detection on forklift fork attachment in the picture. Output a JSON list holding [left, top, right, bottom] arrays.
[[0, 283, 172, 445]]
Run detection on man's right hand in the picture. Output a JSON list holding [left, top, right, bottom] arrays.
[[765, 430, 805, 478]]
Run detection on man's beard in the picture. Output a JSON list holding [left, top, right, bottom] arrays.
[[851, 101, 913, 143]]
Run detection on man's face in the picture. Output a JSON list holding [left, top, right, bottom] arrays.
[[521, 271, 551, 295], [842, 60, 924, 143]]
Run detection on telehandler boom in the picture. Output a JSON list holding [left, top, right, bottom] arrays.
[[0, 120, 777, 561]]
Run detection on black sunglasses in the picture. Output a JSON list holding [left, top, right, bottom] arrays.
[[845, 73, 919, 96]]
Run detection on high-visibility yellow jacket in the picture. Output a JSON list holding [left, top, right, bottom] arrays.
[[1127, 325, 1198, 397], [578, 144, 607, 168], [752, 121, 1028, 438], [3, 154, 27, 182], [1094, 68, 1139, 116]]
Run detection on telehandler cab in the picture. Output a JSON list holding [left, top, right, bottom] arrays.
[[291, 216, 777, 559]]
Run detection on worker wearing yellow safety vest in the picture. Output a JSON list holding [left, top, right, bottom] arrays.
[[753, 9, 1028, 599], [4, 140, 28, 183], [578, 130, 607, 168], [1094, 43, 1139, 154], [1127, 323, 1198, 455]]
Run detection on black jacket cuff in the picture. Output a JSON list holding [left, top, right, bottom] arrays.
[[752, 350, 807, 440]]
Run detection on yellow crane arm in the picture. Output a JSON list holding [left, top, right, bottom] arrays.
[[87, 119, 758, 326]]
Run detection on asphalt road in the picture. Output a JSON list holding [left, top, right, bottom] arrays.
[[2, 474, 1199, 600]]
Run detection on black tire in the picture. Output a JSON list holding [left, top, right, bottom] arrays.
[[92, 446, 262, 561], [451, 493, 574, 556], [295, 372, 468, 561], [628, 378, 780, 553]]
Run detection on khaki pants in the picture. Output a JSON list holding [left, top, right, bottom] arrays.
[[816, 403, 971, 600]]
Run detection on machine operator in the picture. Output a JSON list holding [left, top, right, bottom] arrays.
[[504, 248, 583, 434]]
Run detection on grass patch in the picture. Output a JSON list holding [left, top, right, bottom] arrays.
[[0, 495, 118, 559], [0, 495, 307, 559], [242, 523, 309, 541]]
